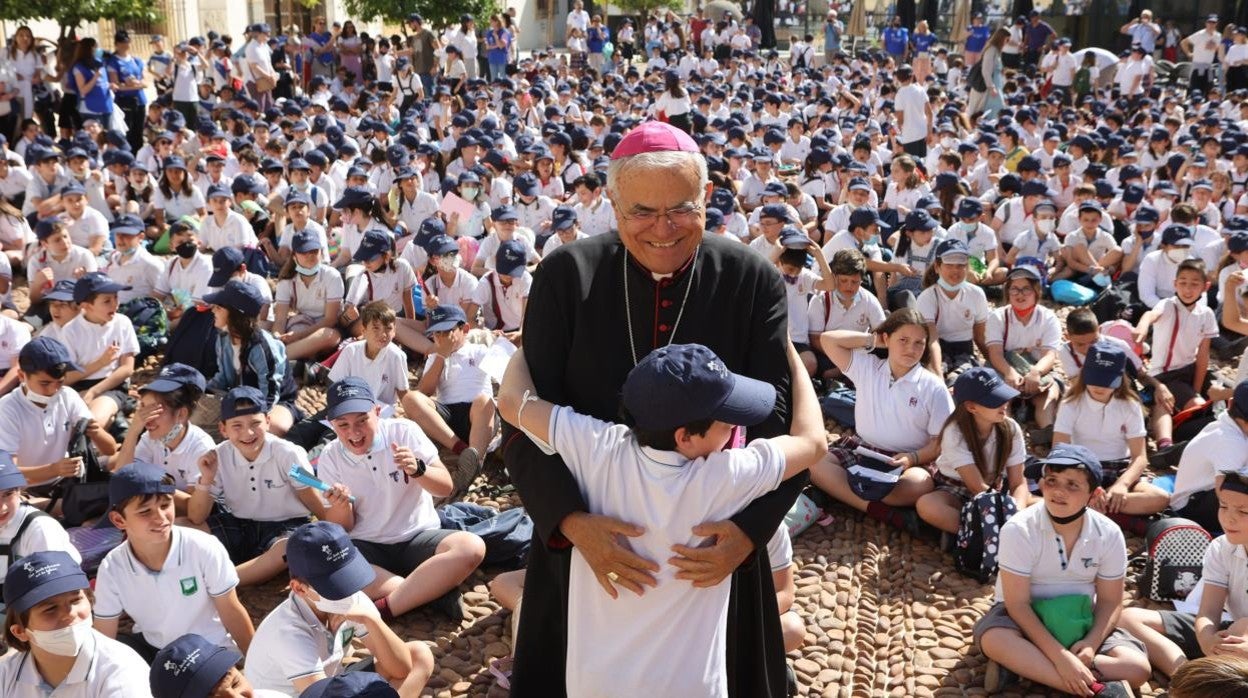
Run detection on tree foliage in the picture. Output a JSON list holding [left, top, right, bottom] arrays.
[[0, 0, 159, 38], [611, 0, 675, 16], [339, 0, 501, 28]]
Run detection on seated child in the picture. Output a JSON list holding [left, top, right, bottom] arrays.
[[272, 229, 344, 361], [0, 452, 80, 610], [244, 521, 434, 695], [422, 234, 479, 315], [1006, 199, 1062, 275], [342, 229, 431, 356], [403, 305, 496, 502], [114, 363, 215, 515], [807, 248, 887, 382], [1137, 226, 1199, 310], [34, 279, 80, 344], [1121, 461, 1248, 678], [1053, 343, 1170, 517], [917, 239, 991, 384], [150, 633, 281, 698], [917, 368, 1030, 535], [23, 218, 97, 327], [985, 262, 1063, 442], [0, 551, 151, 696], [975, 444, 1151, 695], [496, 341, 825, 696], [317, 377, 485, 620], [1055, 201, 1122, 285], [93, 461, 255, 663], [60, 272, 139, 429], [1169, 381, 1248, 533], [153, 220, 214, 324], [774, 227, 835, 376], [188, 386, 325, 586], [885, 209, 941, 311], [467, 239, 530, 344], [951, 197, 1006, 287], [1134, 258, 1218, 412], [1169, 655, 1248, 697], [102, 214, 162, 304], [813, 309, 955, 530]]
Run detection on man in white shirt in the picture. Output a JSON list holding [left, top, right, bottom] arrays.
[[245, 23, 276, 111], [567, 0, 590, 40], [894, 66, 931, 159], [1182, 15, 1224, 94]]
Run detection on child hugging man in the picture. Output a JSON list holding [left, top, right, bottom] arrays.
[[59, 272, 140, 430], [496, 341, 826, 697], [403, 305, 496, 502], [188, 386, 326, 586]]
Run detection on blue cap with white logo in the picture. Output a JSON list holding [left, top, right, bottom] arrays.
[[621, 344, 776, 431]]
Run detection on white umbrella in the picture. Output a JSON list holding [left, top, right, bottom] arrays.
[[1073, 47, 1121, 84]]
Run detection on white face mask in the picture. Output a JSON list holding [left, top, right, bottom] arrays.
[[313, 594, 357, 615], [1036, 219, 1055, 234], [23, 388, 51, 407], [1166, 248, 1189, 263], [436, 254, 460, 272], [28, 618, 92, 657]]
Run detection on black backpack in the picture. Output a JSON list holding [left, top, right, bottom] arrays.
[[47, 418, 111, 528], [954, 489, 1018, 583], [1140, 517, 1212, 601]]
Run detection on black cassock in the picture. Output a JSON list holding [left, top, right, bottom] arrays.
[[503, 231, 807, 697]]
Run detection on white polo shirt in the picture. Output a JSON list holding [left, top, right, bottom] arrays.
[[0, 505, 81, 593], [94, 526, 240, 649], [916, 284, 990, 343], [548, 405, 784, 698], [1011, 229, 1061, 262], [994, 504, 1127, 603], [782, 269, 821, 343], [822, 230, 884, 263], [1147, 297, 1219, 375], [573, 198, 616, 237], [278, 221, 330, 259], [245, 591, 371, 694], [1057, 335, 1142, 379], [203, 436, 313, 522], [1200, 535, 1248, 620], [60, 313, 140, 382], [470, 270, 530, 331], [135, 424, 216, 491], [327, 341, 410, 407], [155, 253, 215, 303], [935, 418, 1026, 481], [26, 246, 98, 285], [1063, 227, 1120, 261], [1172, 412, 1248, 510], [477, 233, 540, 272], [0, 630, 152, 698], [948, 221, 1000, 262], [315, 418, 440, 544], [843, 349, 954, 452], [275, 267, 345, 320], [0, 316, 30, 372], [102, 249, 163, 304], [806, 289, 886, 336], [985, 305, 1062, 353], [64, 207, 109, 250], [200, 210, 258, 251], [424, 268, 479, 312], [0, 387, 92, 486], [1053, 392, 1146, 461], [423, 342, 492, 405], [345, 260, 418, 312]]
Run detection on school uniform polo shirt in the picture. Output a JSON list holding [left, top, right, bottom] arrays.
[[0, 504, 80, 592], [392, 192, 440, 235], [94, 527, 240, 649], [470, 270, 531, 331], [1053, 392, 1146, 461], [542, 231, 592, 256], [514, 196, 557, 232], [135, 424, 216, 490], [276, 267, 346, 320], [422, 343, 491, 405], [345, 259, 418, 312], [0, 630, 152, 697], [766, 526, 792, 572], [102, 248, 163, 303], [64, 207, 109, 251], [1010, 229, 1061, 263], [935, 418, 1026, 481], [1147, 296, 1218, 376], [948, 221, 1000, 262], [916, 284, 990, 343], [424, 268, 479, 312], [822, 230, 884, 263], [315, 418, 440, 545], [573, 198, 616, 237], [1057, 335, 1141, 380], [60, 313, 140, 381], [0, 315, 30, 372], [278, 220, 330, 259], [478, 234, 540, 272], [1172, 412, 1248, 509], [843, 349, 954, 453], [0, 387, 92, 486], [806, 289, 886, 336], [204, 437, 313, 522], [1063, 227, 1120, 261], [548, 405, 785, 698], [245, 591, 372, 693], [200, 210, 258, 251], [985, 305, 1062, 353], [26, 246, 98, 286], [782, 269, 821, 343], [327, 341, 410, 407], [1200, 536, 1248, 619], [993, 504, 1127, 603], [1136, 250, 1184, 308]]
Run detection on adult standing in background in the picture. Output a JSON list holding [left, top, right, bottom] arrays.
[[106, 30, 147, 153], [70, 38, 114, 126], [449, 15, 480, 81], [244, 23, 276, 112], [968, 28, 1008, 119], [504, 119, 804, 698], [1183, 15, 1224, 95], [689, 7, 709, 55], [567, 0, 591, 43], [824, 11, 844, 58], [1225, 27, 1248, 92], [1120, 10, 1161, 56], [963, 13, 990, 65], [1023, 11, 1056, 69], [882, 16, 910, 63], [894, 66, 931, 158], [403, 13, 440, 100], [485, 16, 512, 82], [587, 15, 609, 74], [306, 16, 337, 82], [4, 27, 42, 121], [1003, 16, 1024, 70]]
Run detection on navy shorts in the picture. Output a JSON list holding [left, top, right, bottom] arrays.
[[207, 506, 310, 564], [436, 401, 474, 442], [353, 528, 458, 576]]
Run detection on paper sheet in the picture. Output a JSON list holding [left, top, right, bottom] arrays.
[[479, 336, 518, 384], [439, 192, 478, 221]]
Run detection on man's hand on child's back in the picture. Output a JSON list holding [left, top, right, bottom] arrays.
[[670, 521, 754, 588], [560, 511, 658, 599]]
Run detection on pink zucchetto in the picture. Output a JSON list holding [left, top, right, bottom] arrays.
[[610, 120, 700, 160]]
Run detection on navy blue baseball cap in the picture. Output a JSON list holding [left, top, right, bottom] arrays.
[[779, 226, 810, 249], [551, 205, 577, 230], [208, 247, 245, 286], [1133, 205, 1159, 224], [73, 272, 131, 303], [953, 367, 1019, 408], [424, 234, 459, 256], [513, 172, 540, 196], [704, 208, 724, 230], [425, 305, 468, 334], [43, 279, 76, 303], [496, 239, 527, 276], [300, 672, 399, 698], [325, 377, 377, 419], [291, 229, 322, 254], [352, 229, 392, 263], [144, 363, 207, 395], [285, 189, 312, 208], [491, 205, 519, 222], [621, 343, 776, 431], [848, 207, 889, 231], [333, 186, 375, 210], [1027, 442, 1104, 484], [34, 218, 61, 240], [109, 460, 176, 509], [759, 203, 791, 223], [957, 198, 985, 220], [206, 182, 232, 200], [286, 521, 376, 601], [59, 180, 86, 197], [0, 451, 26, 491], [1082, 341, 1127, 389], [219, 385, 266, 420], [903, 209, 938, 232], [19, 336, 82, 374], [1229, 231, 1248, 254], [1162, 225, 1195, 247], [204, 279, 264, 316], [150, 633, 243, 698], [111, 213, 145, 236], [4, 551, 89, 613], [416, 217, 447, 244], [163, 155, 187, 171], [935, 238, 970, 262]]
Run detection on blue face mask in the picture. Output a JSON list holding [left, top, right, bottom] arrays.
[[781, 273, 798, 284], [93, 48, 104, 62], [295, 263, 320, 276], [937, 278, 964, 292], [866, 234, 880, 246]]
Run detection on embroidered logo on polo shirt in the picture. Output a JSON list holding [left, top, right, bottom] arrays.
[[164, 647, 200, 675], [909, 397, 918, 407], [1081, 557, 1096, 569], [180, 576, 199, 596]]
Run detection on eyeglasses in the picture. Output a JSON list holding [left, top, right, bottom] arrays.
[[1007, 285, 1036, 295], [619, 202, 704, 227]]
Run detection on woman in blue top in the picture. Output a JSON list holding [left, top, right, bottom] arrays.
[[485, 15, 512, 81], [69, 37, 114, 125], [963, 14, 991, 65], [911, 20, 938, 82]]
